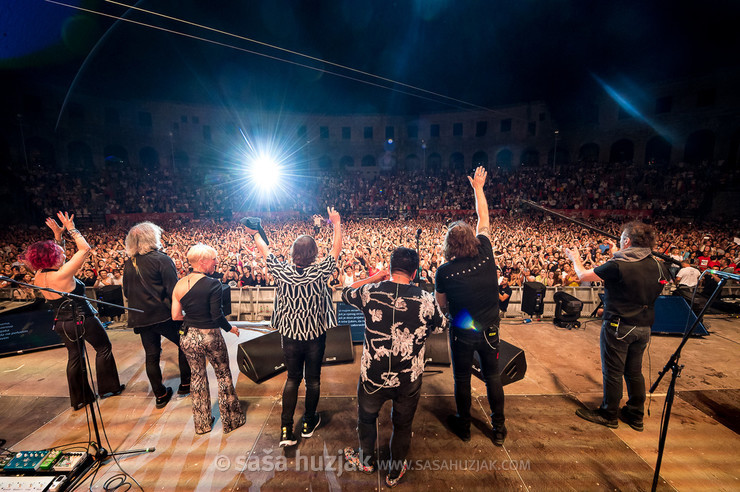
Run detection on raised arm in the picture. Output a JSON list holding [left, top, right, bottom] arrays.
[[327, 206, 343, 261], [55, 212, 92, 278], [467, 166, 490, 236], [565, 247, 602, 283]]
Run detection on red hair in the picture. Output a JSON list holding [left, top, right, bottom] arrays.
[[22, 241, 65, 271]]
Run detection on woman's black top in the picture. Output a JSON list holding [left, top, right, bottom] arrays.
[[44, 272, 97, 321], [181, 275, 231, 332]]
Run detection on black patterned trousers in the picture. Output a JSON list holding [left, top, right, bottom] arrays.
[[180, 327, 245, 434]]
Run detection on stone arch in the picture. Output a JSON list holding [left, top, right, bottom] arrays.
[[496, 149, 513, 171], [520, 148, 539, 167], [339, 155, 354, 168], [645, 135, 671, 166], [472, 151, 488, 168], [609, 139, 634, 163], [449, 152, 464, 172], [103, 144, 128, 168], [361, 154, 376, 167]]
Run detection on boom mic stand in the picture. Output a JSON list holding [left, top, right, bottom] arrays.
[[0, 276, 153, 463], [648, 270, 738, 491], [518, 200, 683, 272]]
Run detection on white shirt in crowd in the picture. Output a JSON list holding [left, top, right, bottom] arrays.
[[676, 266, 700, 287]]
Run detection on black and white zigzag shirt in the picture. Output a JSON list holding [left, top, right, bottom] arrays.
[[266, 253, 337, 340], [342, 281, 446, 388]]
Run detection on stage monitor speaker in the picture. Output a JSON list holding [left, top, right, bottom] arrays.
[[472, 340, 527, 386], [652, 295, 709, 336], [424, 328, 451, 366], [236, 331, 285, 383], [323, 325, 354, 365], [553, 291, 583, 329], [96, 285, 125, 318], [0, 308, 62, 356], [521, 282, 546, 316]]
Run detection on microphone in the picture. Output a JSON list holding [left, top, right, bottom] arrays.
[[706, 269, 740, 282], [416, 228, 422, 237]]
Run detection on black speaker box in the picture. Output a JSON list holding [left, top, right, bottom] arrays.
[[521, 281, 546, 316], [236, 331, 285, 383], [323, 324, 354, 364], [424, 328, 451, 365], [472, 339, 527, 386], [96, 285, 125, 317]]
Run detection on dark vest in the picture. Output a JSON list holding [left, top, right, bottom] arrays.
[[602, 257, 665, 326]]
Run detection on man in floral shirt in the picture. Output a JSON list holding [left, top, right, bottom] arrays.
[[341, 247, 446, 487]]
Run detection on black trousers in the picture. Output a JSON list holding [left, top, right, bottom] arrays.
[[357, 377, 422, 469], [281, 333, 326, 427], [55, 316, 121, 408], [450, 329, 505, 426], [138, 319, 191, 397]]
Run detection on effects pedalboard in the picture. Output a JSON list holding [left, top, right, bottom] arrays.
[[0, 450, 89, 491]]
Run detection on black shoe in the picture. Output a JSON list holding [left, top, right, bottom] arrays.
[[177, 383, 190, 395], [575, 407, 618, 429], [491, 424, 507, 446], [155, 387, 173, 409], [301, 413, 321, 438], [619, 406, 644, 432], [100, 384, 125, 399], [279, 426, 297, 447], [447, 414, 471, 442]]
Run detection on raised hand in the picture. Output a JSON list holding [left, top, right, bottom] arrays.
[[467, 166, 487, 190], [57, 211, 76, 231], [45, 217, 64, 238], [327, 206, 341, 225]]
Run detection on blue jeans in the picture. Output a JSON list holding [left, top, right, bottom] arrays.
[[599, 320, 651, 420], [450, 329, 505, 426], [357, 377, 422, 469], [281, 333, 326, 427]]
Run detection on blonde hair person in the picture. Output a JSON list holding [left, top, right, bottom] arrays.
[[171, 243, 245, 434], [123, 221, 191, 410]]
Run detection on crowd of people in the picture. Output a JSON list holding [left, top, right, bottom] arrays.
[[7, 156, 739, 225], [2, 211, 738, 300]]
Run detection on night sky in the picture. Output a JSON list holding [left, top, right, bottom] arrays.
[[2, 0, 739, 117]]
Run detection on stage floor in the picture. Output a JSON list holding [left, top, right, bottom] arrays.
[[0, 315, 738, 491]]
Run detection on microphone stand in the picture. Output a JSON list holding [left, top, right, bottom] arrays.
[[0, 275, 153, 463], [648, 273, 728, 491], [518, 200, 682, 270]]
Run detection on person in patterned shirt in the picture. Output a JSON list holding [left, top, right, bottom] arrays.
[[341, 247, 446, 488], [245, 206, 342, 448]]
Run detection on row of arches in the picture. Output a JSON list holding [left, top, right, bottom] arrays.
[[20, 129, 727, 174]]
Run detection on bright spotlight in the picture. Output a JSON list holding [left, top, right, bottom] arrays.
[[249, 155, 281, 189]]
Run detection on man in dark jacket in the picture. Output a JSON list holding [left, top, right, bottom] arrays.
[[123, 222, 191, 409]]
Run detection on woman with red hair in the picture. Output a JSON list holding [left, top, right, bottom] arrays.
[[24, 212, 123, 411]]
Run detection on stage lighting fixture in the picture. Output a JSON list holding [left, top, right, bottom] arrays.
[[553, 291, 583, 329], [249, 155, 281, 189]]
